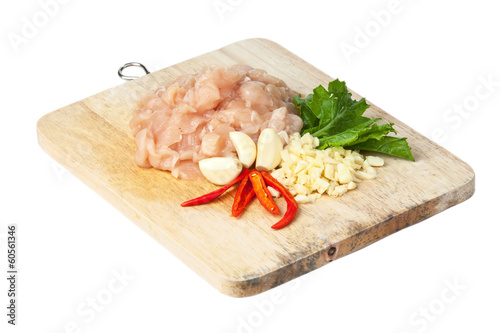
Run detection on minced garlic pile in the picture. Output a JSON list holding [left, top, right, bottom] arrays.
[[270, 133, 384, 204]]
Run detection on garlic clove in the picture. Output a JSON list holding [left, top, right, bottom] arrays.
[[199, 157, 243, 185], [229, 131, 257, 169], [256, 128, 283, 171]]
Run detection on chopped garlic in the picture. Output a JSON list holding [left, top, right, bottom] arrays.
[[271, 133, 383, 203], [267, 186, 281, 198], [366, 156, 385, 167]]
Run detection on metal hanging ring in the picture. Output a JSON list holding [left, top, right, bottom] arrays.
[[118, 62, 150, 80]]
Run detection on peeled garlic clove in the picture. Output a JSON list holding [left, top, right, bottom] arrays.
[[229, 131, 256, 169], [256, 128, 283, 171], [199, 157, 243, 185]]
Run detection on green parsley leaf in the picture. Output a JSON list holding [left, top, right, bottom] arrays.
[[295, 79, 414, 161]]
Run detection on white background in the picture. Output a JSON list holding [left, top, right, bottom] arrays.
[[1, 0, 499, 332]]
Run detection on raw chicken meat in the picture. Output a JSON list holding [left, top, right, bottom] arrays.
[[130, 65, 303, 179]]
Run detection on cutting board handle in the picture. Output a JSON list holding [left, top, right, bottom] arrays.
[[118, 62, 150, 81]]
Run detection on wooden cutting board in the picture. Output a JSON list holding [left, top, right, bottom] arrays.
[[37, 38, 475, 297]]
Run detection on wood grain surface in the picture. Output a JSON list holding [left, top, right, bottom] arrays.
[[36, 38, 475, 297]]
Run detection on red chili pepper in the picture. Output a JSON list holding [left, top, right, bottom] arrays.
[[231, 175, 255, 217], [261, 171, 298, 229], [248, 170, 280, 215], [181, 169, 250, 207]]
